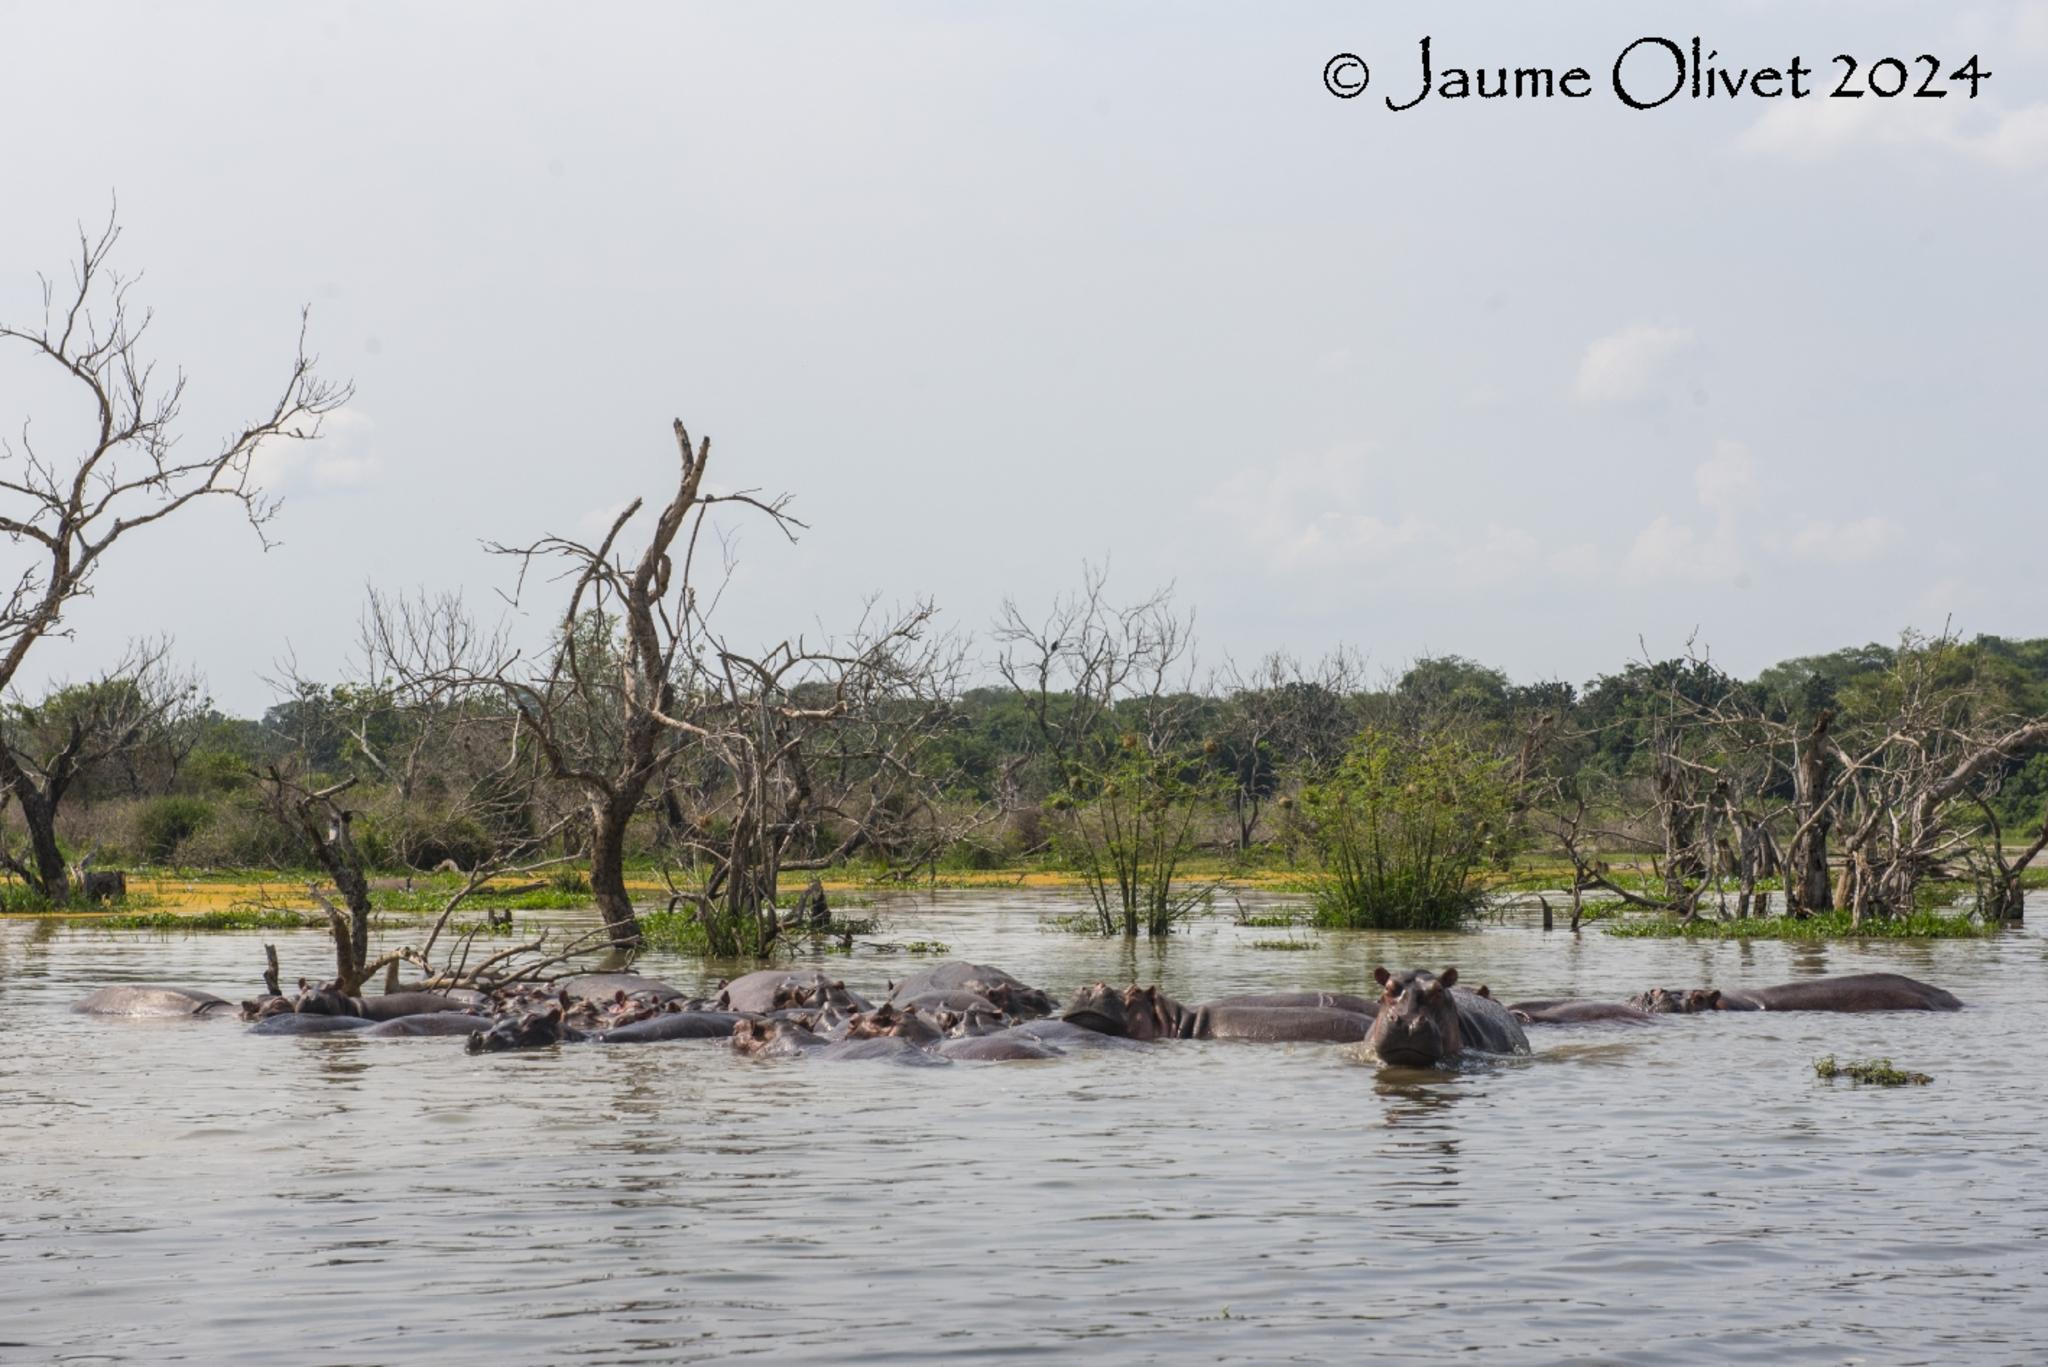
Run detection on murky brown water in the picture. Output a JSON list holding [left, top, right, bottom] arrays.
[[2, 890, 2042, 1365]]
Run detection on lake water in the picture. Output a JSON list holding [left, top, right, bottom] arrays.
[[2, 891, 2042, 1366]]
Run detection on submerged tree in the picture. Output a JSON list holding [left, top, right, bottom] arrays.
[[0, 211, 348, 900]]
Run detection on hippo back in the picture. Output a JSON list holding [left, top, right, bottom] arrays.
[[1747, 972, 1961, 1012], [1452, 987, 1532, 1055]]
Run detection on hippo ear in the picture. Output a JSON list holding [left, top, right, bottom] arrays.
[[543, 1002, 564, 1022], [1705, 989, 1722, 1008], [298, 977, 310, 992], [1373, 966, 1392, 987], [1512, 1009, 1532, 1023], [1439, 967, 1459, 990], [1476, 984, 1491, 998]]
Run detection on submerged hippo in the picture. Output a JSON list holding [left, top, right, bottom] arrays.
[[1366, 967, 1531, 1067], [249, 1012, 374, 1035], [1506, 998, 1657, 1026], [1630, 972, 1962, 1014], [360, 1012, 491, 1037], [1205, 990, 1378, 1016], [939, 1031, 1064, 1061], [885, 961, 1057, 1020], [598, 1010, 751, 1044], [295, 980, 471, 1021], [72, 986, 233, 1017], [466, 1003, 587, 1053], [554, 973, 686, 1005], [731, 1018, 826, 1059], [1063, 982, 1373, 1043], [815, 1035, 951, 1065], [845, 1003, 945, 1046], [717, 970, 872, 1015]]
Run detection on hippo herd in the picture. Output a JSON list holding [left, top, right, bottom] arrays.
[[68, 961, 1965, 1070]]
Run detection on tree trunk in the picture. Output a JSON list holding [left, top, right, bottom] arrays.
[[588, 797, 641, 948], [1784, 712, 1835, 917], [22, 792, 70, 902]]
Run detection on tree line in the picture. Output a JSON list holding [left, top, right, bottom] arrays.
[[6, 217, 2046, 964]]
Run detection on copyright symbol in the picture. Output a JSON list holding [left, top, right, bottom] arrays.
[[1323, 53, 1369, 98]]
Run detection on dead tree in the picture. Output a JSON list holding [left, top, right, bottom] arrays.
[[0, 211, 346, 899], [396, 419, 800, 949], [0, 644, 202, 889], [1211, 650, 1363, 852], [1966, 794, 2047, 923], [652, 596, 968, 952]]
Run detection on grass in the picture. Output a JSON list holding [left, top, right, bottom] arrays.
[[1602, 909, 1996, 941], [1248, 938, 1321, 951], [1815, 1055, 1933, 1086], [91, 908, 320, 931]]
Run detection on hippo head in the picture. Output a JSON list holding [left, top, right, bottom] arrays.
[[887, 1004, 944, 1046], [939, 1004, 1006, 1037], [1628, 987, 1720, 1014], [293, 979, 357, 1016], [241, 995, 295, 1021], [1062, 981, 1129, 1036], [1367, 966, 1464, 1067], [1118, 985, 1176, 1042], [465, 1003, 567, 1054], [731, 1018, 818, 1057], [844, 1003, 900, 1040]]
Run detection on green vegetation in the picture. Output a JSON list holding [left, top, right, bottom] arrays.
[[1303, 727, 1518, 931], [1248, 937, 1320, 951], [93, 908, 318, 932], [1603, 909, 1995, 941], [1053, 740, 1221, 938], [1815, 1056, 1933, 1086]]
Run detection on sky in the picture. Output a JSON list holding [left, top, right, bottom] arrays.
[[2, 1, 2044, 714]]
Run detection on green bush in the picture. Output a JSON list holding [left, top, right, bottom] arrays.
[[175, 799, 305, 869], [357, 805, 497, 872], [135, 796, 217, 864], [1303, 726, 1517, 931]]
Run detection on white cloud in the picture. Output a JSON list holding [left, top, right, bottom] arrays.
[[1624, 513, 1743, 585], [1737, 98, 2048, 172], [1693, 440, 1757, 517], [1203, 447, 1528, 589], [1788, 516, 1902, 564], [1572, 325, 1693, 404], [251, 407, 381, 491]]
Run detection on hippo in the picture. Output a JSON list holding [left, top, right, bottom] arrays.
[[1631, 972, 1961, 1014], [1506, 999, 1657, 1026], [360, 1012, 491, 1037], [885, 961, 1057, 1019], [598, 1010, 751, 1044], [717, 970, 872, 1015], [240, 995, 297, 1020], [466, 1003, 587, 1053], [1008, 1017, 1154, 1052], [1205, 990, 1378, 1016], [815, 1035, 952, 1065], [891, 989, 1004, 1018], [731, 1018, 827, 1059], [555, 973, 686, 1005], [249, 1012, 374, 1035], [1628, 987, 1724, 1014], [72, 986, 234, 1017], [934, 1004, 1010, 1037], [1064, 982, 1374, 1043], [845, 1003, 945, 1047], [295, 980, 472, 1021], [1366, 967, 1531, 1067], [940, 1031, 1064, 1061]]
